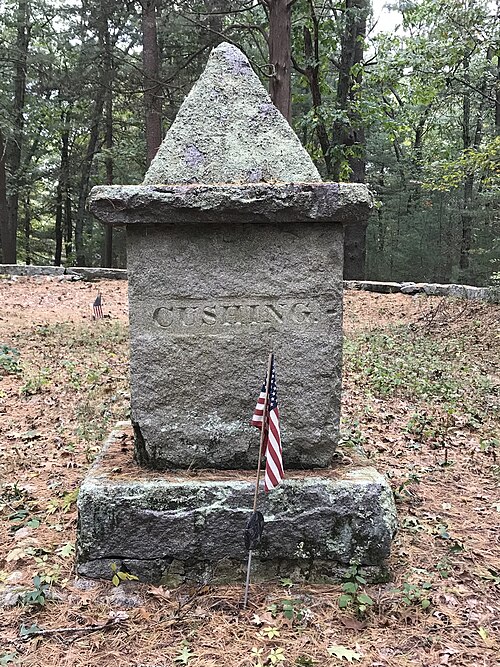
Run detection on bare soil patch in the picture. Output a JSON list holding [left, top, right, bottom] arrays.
[[1, 278, 499, 667]]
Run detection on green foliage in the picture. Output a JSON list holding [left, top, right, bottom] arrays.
[[0, 0, 497, 283], [46, 488, 79, 515], [364, 0, 499, 285], [20, 575, 50, 607], [423, 137, 500, 193], [61, 489, 79, 512], [397, 581, 433, 610], [267, 597, 308, 623], [251, 647, 285, 667], [479, 437, 499, 459], [436, 557, 452, 579], [0, 345, 21, 375], [258, 627, 280, 640], [394, 472, 421, 502], [295, 657, 316, 667], [345, 332, 458, 401], [57, 542, 75, 558], [267, 648, 285, 665], [19, 367, 51, 396], [110, 562, 139, 587], [19, 624, 42, 637], [344, 327, 496, 420], [338, 420, 366, 450], [338, 563, 374, 617]]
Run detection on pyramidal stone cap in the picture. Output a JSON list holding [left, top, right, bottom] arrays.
[[143, 42, 321, 185]]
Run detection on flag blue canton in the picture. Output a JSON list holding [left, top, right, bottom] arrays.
[[268, 369, 278, 411]]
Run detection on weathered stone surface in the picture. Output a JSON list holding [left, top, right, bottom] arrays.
[[421, 283, 453, 297], [0, 265, 127, 280], [421, 282, 495, 301], [344, 280, 402, 294], [0, 264, 65, 276], [107, 584, 144, 609], [66, 266, 127, 280], [127, 220, 344, 469], [79, 42, 396, 585], [88, 182, 372, 227], [85, 45, 373, 470], [0, 584, 65, 607], [0, 586, 24, 607], [400, 282, 424, 295], [344, 280, 499, 303], [465, 286, 497, 301], [144, 43, 320, 185], [76, 427, 397, 584]]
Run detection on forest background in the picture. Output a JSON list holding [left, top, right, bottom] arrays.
[[0, 0, 498, 285]]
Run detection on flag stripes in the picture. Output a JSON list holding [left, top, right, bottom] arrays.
[[92, 293, 104, 320], [264, 405, 282, 491], [251, 355, 283, 492], [250, 387, 266, 431]]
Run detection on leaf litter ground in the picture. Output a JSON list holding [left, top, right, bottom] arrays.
[[0, 277, 499, 667]]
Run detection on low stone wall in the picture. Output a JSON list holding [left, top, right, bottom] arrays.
[[0, 265, 127, 280], [344, 280, 500, 303], [1, 266, 498, 303]]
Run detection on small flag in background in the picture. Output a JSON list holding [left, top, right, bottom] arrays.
[[251, 355, 283, 492], [92, 293, 104, 320]]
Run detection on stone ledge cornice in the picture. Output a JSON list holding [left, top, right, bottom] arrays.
[[88, 182, 373, 226]]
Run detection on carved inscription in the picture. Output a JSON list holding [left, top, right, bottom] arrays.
[[152, 299, 337, 333]]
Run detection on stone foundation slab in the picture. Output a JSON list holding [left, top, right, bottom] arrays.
[[76, 425, 397, 584]]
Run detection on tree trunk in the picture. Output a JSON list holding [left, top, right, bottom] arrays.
[[266, 0, 293, 123], [74, 7, 110, 266], [23, 196, 31, 264], [301, 3, 332, 174], [142, 0, 162, 167], [201, 0, 224, 45], [460, 175, 473, 272], [332, 0, 369, 279], [459, 55, 473, 273], [332, 0, 367, 180], [103, 9, 114, 268], [459, 52, 489, 277], [74, 103, 103, 266], [496, 0, 500, 134], [60, 117, 72, 263], [54, 181, 63, 266], [5, 0, 30, 264], [0, 129, 9, 262], [55, 109, 71, 266], [496, 26, 500, 135]]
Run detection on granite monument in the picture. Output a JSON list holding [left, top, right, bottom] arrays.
[[77, 43, 396, 584]]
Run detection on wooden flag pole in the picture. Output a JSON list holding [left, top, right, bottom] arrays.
[[243, 352, 274, 609]]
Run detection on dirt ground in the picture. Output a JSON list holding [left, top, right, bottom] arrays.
[[0, 277, 499, 667]]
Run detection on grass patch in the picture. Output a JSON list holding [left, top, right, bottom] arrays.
[[344, 326, 498, 418]]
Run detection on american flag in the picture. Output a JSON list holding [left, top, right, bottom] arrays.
[[251, 355, 283, 492], [92, 293, 104, 319]]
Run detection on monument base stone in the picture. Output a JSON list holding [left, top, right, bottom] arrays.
[[77, 424, 397, 585]]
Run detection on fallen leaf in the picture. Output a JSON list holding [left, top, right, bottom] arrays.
[[148, 585, 171, 601], [339, 617, 367, 631], [327, 645, 362, 662]]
